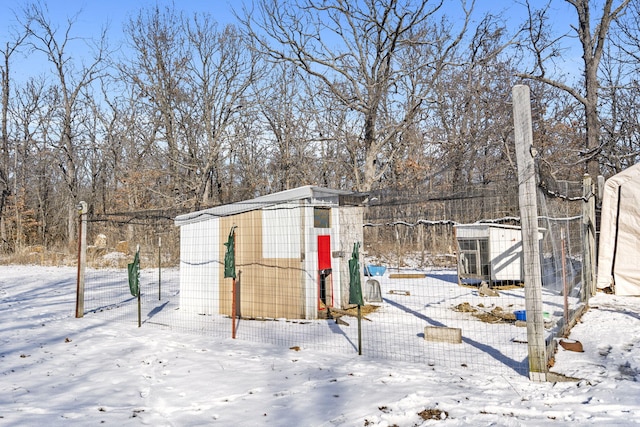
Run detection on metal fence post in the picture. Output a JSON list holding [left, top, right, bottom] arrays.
[[75, 201, 88, 318], [158, 236, 162, 300], [582, 174, 596, 300]]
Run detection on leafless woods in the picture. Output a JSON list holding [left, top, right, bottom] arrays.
[[1, 0, 639, 253]]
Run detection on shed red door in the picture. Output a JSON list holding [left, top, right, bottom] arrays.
[[318, 235, 332, 271], [317, 235, 333, 309]]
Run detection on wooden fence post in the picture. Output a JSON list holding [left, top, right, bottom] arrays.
[[75, 201, 88, 318], [512, 85, 547, 382]]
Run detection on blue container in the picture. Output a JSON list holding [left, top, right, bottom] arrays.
[[514, 310, 550, 322], [365, 265, 386, 277]]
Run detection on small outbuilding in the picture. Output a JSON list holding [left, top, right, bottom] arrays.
[[174, 186, 365, 319], [597, 163, 640, 296], [454, 223, 544, 286]]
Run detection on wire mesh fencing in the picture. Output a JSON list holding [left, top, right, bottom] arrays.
[[80, 177, 594, 378]]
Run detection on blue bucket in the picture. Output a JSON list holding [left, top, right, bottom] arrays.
[[365, 265, 386, 277]]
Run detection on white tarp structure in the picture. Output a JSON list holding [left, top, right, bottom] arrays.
[[597, 163, 640, 296]]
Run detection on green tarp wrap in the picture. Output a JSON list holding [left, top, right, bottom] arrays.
[[224, 226, 237, 279], [127, 250, 140, 297], [348, 242, 363, 306]]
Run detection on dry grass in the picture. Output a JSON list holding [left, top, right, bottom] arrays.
[[452, 302, 517, 324], [340, 304, 381, 317], [0, 246, 73, 266]]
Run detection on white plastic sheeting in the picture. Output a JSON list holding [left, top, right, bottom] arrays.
[[597, 163, 640, 295]]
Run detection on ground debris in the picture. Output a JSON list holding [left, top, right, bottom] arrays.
[[452, 303, 516, 323], [474, 306, 516, 323], [452, 302, 476, 313], [418, 408, 448, 420]]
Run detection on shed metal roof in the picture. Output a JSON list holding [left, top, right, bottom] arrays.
[[175, 185, 357, 226]]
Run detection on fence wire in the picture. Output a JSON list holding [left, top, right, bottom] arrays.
[[82, 178, 592, 378]]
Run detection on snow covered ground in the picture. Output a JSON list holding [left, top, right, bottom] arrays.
[[83, 265, 579, 377], [1, 265, 639, 426]]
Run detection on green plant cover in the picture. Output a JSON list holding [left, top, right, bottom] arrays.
[[349, 242, 363, 306], [127, 251, 139, 297], [224, 226, 237, 279]]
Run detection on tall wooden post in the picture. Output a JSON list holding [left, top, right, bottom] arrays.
[[512, 85, 547, 382], [582, 174, 596, 300], [75, 201, 88, 318]]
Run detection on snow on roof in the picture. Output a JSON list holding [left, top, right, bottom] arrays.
[[174, 185, 356, 226]]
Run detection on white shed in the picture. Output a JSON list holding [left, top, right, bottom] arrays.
[[174, 186, 365, 320], [454, 223, 544, 286], [596, 163, 640, 296]]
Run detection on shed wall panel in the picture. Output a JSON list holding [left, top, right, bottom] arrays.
[[219, 211, 304, 319], [179, 219, 219, 314], [489, 227, 523, 281], [262, 203, 302, 258]]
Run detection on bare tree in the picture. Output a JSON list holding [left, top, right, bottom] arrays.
[[22, 1, 109, 247], [10, 77, 60, 249], [240, 0, 473, 192], [256, 62, 317, 192], [120, 4, 190, 206], [597, 46, 640, 173], [602, 0, 640, 173], [517, 0, 631, 181], [0, 26, 28, 250], [399, 10, 537, 197], [185, 17, 260, 207]]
